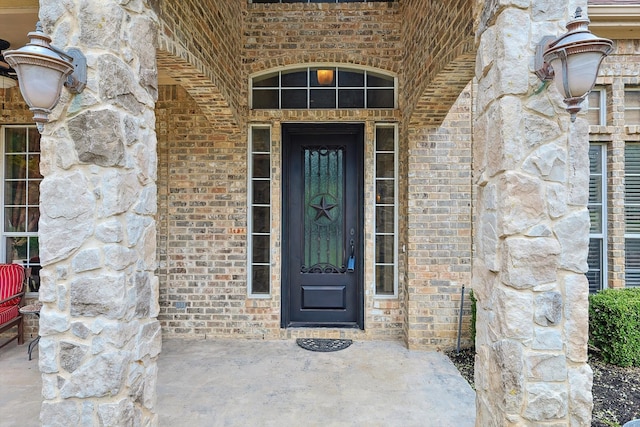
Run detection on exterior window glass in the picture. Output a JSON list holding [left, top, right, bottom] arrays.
[[249, 126, 272, 296], [251, 67, 395, 110], [374, 125, 397, 296], [588, 144, 606, 293], [2, 126, 41, 293], [625, 88, 640, 125], [625, 143, 640, 287], [587, 87, 606, 126]]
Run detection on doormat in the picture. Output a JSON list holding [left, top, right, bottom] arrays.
[[296, 338, 353, 352]]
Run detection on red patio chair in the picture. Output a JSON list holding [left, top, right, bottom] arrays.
[[0, 264, 26, 350]]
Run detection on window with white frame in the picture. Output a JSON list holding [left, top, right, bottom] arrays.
[[587, 87, 607, 126], [248, 126, 272, 296], [374, 124, 398, 296], [1, 126, 41, 293], [588, 143, 606, 293], [624, 88, 640, 125]]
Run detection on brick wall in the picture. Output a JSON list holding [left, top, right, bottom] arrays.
[[244, 2, 402, 78], [155, 85, 262, 337], [404, 83, 474, 349]]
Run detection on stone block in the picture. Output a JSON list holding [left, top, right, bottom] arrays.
[[498, 172, 545, 236], [68, 110, 126, 167], [38, 336, 59, 374], [70, 274, 127, 319], [101, 170, 142, 217], [502, 237, 560, 289], [490, 339, 525, 415], [60, 352, 128, 398], [39, 172, 96, 265], [546, 183, 568, 219], [491, 286, 533, 341], [554, 210, 589, 273], [522, 142, 566, 182], [98, 398, 137, 427], [532, 327, 563, 351], [568, 364, 593, 427], [523, 383, 568, 421], [534, 291, 562, 326], [60, 341, 89, 374], [98, 54, 147, 115], [96, 220, 125, 244], [40, 400, 81, 427], [72, 248, 102, 273], [526, 353, 567, 381], [564, 274, 589, 363]]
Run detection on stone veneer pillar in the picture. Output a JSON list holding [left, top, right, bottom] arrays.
[[473, 1, 593, 425], [36, 1, 160, 425]]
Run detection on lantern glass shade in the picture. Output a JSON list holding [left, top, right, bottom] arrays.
[[550, 50, 606, 100], [12, 60, 70, 111]]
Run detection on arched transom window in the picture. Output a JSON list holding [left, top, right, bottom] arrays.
[[251, 66, 396, 109]]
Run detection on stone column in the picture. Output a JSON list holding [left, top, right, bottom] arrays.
[[473, 1, 593, 425], [36, 1, 160, 425]]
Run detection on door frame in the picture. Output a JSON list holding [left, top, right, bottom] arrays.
[[281, 122, 365, 329]]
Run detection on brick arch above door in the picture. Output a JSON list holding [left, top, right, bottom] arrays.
[[156, 50, 239, 127]]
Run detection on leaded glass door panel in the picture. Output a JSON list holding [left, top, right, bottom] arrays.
[[282, 124, 363, 328]]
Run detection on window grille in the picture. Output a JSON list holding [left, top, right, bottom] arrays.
[[251, 67, 396, 110], [374, 124, 398, 297], [248, 126, 272, 296]]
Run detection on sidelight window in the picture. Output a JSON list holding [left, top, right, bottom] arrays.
[[374, 124, 397, 296], [248, 126, 272, 296]]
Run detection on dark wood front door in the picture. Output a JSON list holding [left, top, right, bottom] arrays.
[[282, 124, 364, 329]]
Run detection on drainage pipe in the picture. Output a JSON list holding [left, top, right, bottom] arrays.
[[456, 284, 465, 354]]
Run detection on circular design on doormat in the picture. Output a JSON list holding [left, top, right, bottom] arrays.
[[296, 338, 353, 352]]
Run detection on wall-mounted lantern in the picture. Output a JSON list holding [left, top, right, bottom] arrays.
[[534, 8, 613, 122], [317, 69, 334, 86], [3, 22, 86, 132]]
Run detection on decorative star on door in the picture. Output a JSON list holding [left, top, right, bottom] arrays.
[[310, 195, 338, 221]]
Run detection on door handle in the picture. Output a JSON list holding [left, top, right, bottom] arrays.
[[347, 239, 355, 272]]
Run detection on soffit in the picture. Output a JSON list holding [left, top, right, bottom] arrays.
[[588, 4, 640, 39], [0, 1, 37, 49]]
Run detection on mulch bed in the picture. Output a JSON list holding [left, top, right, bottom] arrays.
[[447, 348, 640, 426]]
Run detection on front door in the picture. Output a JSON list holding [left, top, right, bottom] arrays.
[[282, 124, 364, 329]]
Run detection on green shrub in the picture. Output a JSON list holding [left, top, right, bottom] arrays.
[[589, 288, 640, 367]]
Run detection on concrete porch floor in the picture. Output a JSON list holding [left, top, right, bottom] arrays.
[[0, 338, 476, 426]]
